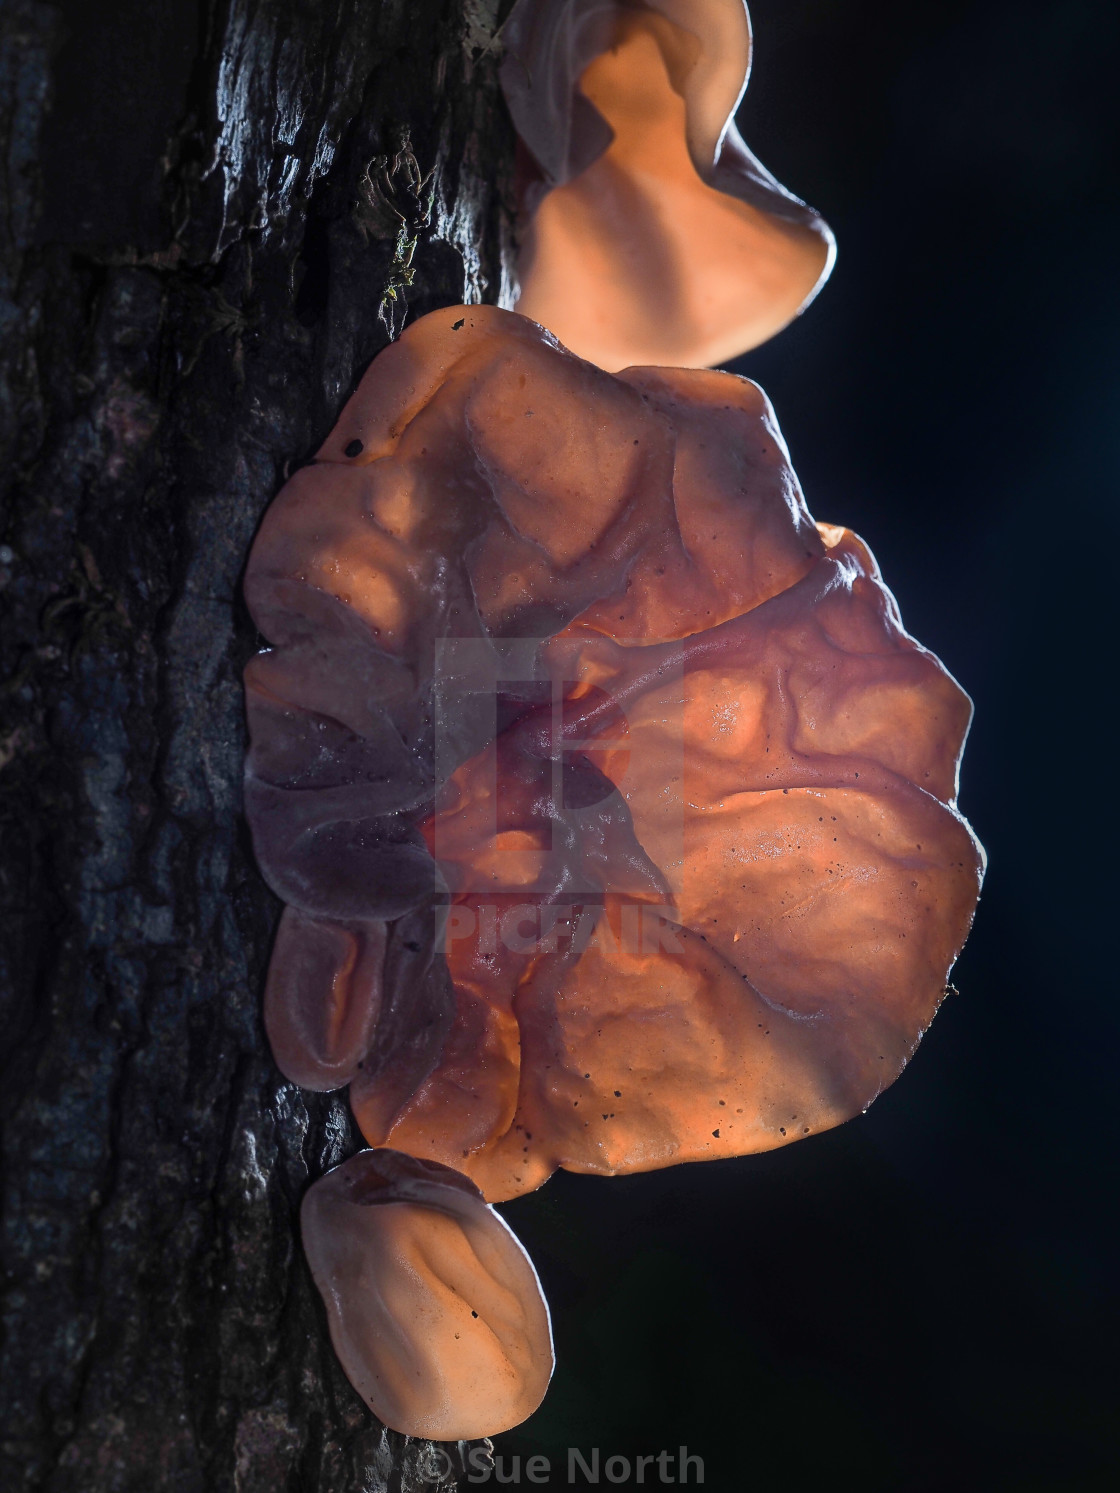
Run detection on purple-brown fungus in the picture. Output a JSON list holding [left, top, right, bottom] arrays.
[[245, 305, 984, 1210]]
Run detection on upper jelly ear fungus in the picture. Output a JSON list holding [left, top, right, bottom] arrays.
[[499, 0, 836, 370]]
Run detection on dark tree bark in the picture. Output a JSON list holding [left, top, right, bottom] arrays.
[[0, 3, 515, 1488]]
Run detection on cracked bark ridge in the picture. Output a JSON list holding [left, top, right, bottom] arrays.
[[0, 1, 516, 1488]]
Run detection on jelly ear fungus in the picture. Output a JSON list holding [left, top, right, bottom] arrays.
[[244, 305, 982, 1438], [244, 10, 982, 1441], [301, 1149, 554, 1441], [500, 0, 836, 370]]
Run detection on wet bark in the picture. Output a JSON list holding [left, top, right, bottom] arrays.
[[0, 2, 515, 1488]]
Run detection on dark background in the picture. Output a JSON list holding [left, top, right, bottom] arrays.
[[496, 2, 1119, 1488]]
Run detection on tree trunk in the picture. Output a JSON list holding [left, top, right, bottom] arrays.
[[0, 3, 515, 1488]]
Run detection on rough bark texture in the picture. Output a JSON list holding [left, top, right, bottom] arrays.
[[0, 2, 515, 1488]]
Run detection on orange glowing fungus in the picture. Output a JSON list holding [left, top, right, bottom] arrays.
[[500, 0, 835, 369], [245, 305, 984, 1212], [301, 1148, 553, 1439]]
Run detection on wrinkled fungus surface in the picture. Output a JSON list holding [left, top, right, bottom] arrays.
[[501, 0, 835, 369], [245, 305, 984, 1208], [301, 1149, 554, 1439]]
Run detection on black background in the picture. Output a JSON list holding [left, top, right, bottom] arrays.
[[495, 2, 1119, 1489]]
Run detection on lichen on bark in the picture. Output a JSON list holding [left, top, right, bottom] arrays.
[[0, 2, 516, 1488]]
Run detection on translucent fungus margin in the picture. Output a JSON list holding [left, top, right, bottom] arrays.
[[500, 0, 835, 369]]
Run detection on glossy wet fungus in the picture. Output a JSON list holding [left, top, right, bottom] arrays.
[[500, 0, 835, 370], [301, 1148, 553, 1440], [244, 305, 984, 1433]]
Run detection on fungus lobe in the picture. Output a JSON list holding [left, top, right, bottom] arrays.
[[500, 0, 835, 369], [244, 305, 984, 1210], [301, 1148, 554, 1440]]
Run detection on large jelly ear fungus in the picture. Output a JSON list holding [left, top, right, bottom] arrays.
[[501, 0, 835, 370], [301, 1149, 554, 1440], [245, 305, 984, 1209]]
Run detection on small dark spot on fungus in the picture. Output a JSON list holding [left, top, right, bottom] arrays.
[[344, 439, 363, 457], [452, 317, 465, 330]]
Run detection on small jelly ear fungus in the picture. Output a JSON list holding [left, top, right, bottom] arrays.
[[301, 1149, 554, 1439], [500, 0, 835, 370], [261, 909, 386, 1092]]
